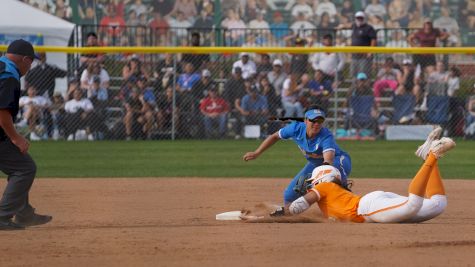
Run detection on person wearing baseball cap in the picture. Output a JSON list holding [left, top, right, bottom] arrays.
[[0, 39, 52, 230], [243, 104, 352, 208]]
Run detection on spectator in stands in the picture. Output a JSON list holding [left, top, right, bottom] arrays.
[[388, 0, 409, 27], [347, 72, 373, 102], [368, 15, 385, 45], [281, 74, 305, 117], [385, 29, 409, 62], [88, 76, 109, 110], [54, 0, 72, 21], [266, 0, 294, 11], [307, 70, 333, 110], [80, 5, 96, 24], [340, 0, 355, 22], [310, 34, 344, 84], [129, 0, 149, 17], [238, 85, 269, 129], [465, 85, 475, 138], [315, 0, 337, 23], [287, 36, 310, 77], [167, 11, 192, 46], [79, 32, 104, 68], [170, 0, 197, 22], [407, 19, 449, 72], [223, 67, 247, 138], [123, 87, 153, 140], [177, 63, 201, 93], [270, 12, 289, 46], [65, 78, 81, 101], [317, 12, 338, 37], [256, 54, 273, 75], [373, 57, 403, 100], [267, 59, 287, 97], [80, 62, 110, 94], [182, 32, 211, 71], [365, 0, 386, 21], [408, 8, 423, 29], [192, 69, 215, 101], [433, 7, 460, 46], [122, 56, 147, 81], [152, 0, 174, 16], [462, 14, 475, 46], [49, 93, 65, 140], [156, 86, 179, 132], [149, 11, 170, 46], [396, 58, 417, 96], [446, 66, 461, 97], [258, 76, 279, 115], [221, 9, 247, 46], [196, 0, 214, 17], [193, 10, 214, 45], [337, 11, 377, 79], [425, 61, 448, 96], [154, 53, 180, 92], [99, 5, 126, 45], [200, 86, 230, 139], [18, 85, 51, 141], [290, 12, 316, 38], [24, 53, 67, 98], [232, 52, 257, 80], [248, 10, 271, 44], [64, 89, 95, 141], [291, 0, 314, 21]]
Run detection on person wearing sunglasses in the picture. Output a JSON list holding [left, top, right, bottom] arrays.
[[243, 104, 352, 207], [0, 39, 52, 230]]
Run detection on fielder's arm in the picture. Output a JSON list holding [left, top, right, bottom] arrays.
[[323, 150, 335, 165], [242, 132, 280, 161]]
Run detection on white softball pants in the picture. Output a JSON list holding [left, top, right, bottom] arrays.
[[357, 191, 447, 223]]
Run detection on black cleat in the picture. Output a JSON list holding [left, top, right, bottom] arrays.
[[0, 219, 26, 231], [14, 213, 52, 227]]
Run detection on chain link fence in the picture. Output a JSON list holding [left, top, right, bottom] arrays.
[[11, 29, 475, 141]]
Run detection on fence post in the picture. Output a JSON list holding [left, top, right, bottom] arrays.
[[333, 65, 338, 135], [172, 54, 177, 140]]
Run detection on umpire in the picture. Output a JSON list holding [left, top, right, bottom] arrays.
[[0, 39, 52, 230]]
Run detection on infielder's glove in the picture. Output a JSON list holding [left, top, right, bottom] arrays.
[[293, 174, 312, 196]]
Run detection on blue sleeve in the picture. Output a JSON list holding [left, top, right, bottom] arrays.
[[241, 95, 249, 110], [278, 122, 298, 139], [321, 130, 337, 153], [261, 96, 268, 110]]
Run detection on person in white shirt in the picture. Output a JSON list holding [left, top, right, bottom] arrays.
[[232, 53, 257, 80], [64, 89, 95, 141], [291, 0, 314, 20], [290, 12, 317, 38], [433, 7, 460, 46], [248, 10, 271, 44], [18, 86, 51, 139], [310, 34, 344, 83], [80, 62, 110, 94], [281, 75, 305, 117], [267, 59, 288, 96], [315, 0, 337, 22], [364, 0, 386, 21], [167, 11, 193, 44]]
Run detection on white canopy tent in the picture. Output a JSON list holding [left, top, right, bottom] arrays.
[[0, 0, 75, 94]]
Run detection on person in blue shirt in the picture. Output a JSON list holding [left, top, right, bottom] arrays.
[[238, 85, 268, 127], [242, 104, 352, 206]]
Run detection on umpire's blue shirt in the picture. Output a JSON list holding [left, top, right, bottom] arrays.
[[0, 56, 21, 140], [278, 121, 347, 165]]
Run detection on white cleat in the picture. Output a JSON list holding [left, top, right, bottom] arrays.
[[429, 137, 456, 159], [415, 126, 443, 160]]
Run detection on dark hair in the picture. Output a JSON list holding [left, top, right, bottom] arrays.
[[450, 66, 461, 77], [86, 32, 97, 38], [305, 104, 325, 113], [323, 34, 333, 41]]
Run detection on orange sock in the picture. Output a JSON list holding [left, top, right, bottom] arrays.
[[408, 152, 437, 197], [425, 162, 445, 197]]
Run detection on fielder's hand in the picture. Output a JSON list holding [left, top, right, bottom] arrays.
[[11, 135, 30, 154], [243, 151, 259, 161]]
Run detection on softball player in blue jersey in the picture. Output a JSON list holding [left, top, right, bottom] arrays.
[[243, 105, 352, 205]]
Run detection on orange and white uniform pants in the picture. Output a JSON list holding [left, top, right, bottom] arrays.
[[357, 191, 447, 223]]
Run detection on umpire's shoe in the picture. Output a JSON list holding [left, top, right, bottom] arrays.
[[0, 217, 25, 231], [14, 212, 52, 227]]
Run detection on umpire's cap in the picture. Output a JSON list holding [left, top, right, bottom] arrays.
[[7, 39, 40, 60]]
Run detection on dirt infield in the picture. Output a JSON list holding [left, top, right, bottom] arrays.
[[1, 178, 474, 267]]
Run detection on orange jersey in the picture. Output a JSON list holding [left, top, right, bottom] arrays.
[[310, 182, 365, 223]]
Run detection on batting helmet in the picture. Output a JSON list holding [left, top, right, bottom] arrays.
[[307, 165, 341, 187]]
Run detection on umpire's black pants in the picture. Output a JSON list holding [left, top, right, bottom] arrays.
[[0, 139, 36, 219]]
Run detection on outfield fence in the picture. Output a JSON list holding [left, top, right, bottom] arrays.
[[2, 45, 475, 141]]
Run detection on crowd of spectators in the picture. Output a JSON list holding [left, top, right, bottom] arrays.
[[14, 0, 475, 141]]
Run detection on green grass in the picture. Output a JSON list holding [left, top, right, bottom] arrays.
[[4, 140, 471, 179]]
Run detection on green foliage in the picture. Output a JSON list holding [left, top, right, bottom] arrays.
[[4, 140, 473, 179]]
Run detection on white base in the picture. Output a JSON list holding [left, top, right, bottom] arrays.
[[215, 211, 243, 221]]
